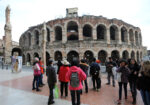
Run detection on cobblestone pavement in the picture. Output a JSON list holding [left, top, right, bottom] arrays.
[[0, 68, 144, 105]]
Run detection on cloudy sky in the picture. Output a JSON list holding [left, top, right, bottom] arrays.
[[0, 0, 150, 49]]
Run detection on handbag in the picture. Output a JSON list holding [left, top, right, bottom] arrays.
[[116, 72, 122, 82], [53, 85, 59, 98]]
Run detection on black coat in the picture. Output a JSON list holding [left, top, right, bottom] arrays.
[[128, 64, 140, 81], [79, 63, 88, 76], [46, 65, 57, 86]]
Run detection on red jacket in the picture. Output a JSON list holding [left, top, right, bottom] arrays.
[[59, 65, 70, 82], [66, 66, 86, 90]]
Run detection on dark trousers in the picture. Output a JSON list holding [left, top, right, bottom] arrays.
[[129, 80, 137, 101], [107, 73, 115, 86], [140, 90, 150, 105], [48, 84, 54, 103], [32, 75, 40, 89], [60, 82, 68, 96], [118, 82, 128, 100], [71, 90, 81, 105], [39, 74, 44, 85], [92, 76, 101, 89]]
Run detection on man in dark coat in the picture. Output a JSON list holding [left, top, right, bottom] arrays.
[[46, 60, 57, 105], [105, 57, 116, 87]]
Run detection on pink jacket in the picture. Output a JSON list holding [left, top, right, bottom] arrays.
[[66, 66, 86, 90]]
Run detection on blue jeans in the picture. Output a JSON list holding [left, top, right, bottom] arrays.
[[140, 90, 150, 105], [32, 75, 40, 89], [39, 74, 43, 85]]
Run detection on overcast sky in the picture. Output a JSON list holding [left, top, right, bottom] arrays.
[[0, 0, 150, 49]]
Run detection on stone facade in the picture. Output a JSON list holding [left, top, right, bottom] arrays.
[[19, 10, 146, 65]]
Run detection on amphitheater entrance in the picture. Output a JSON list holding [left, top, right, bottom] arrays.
[[122, 50, 129, 60], [46, 52, 50, 66], [84, 51, 94, 64], [67, 21, 78, 40], [98, 50, 107, 65], [54, 51, 62, 61], [111, 50, 120, 61], [22, 54, 25, 65], [11, 48, 22, 56], [131, 51, 135, 59], [67, 51, 79, 63], [34, 52, 39, 58], [27, 53, 31, 64]]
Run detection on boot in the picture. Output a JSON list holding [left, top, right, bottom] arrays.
[[132, 98, 136, 104]]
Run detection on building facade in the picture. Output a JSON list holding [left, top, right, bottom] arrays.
[[19, 8, 146, 65]]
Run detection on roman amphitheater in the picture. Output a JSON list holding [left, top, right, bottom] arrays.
[[19, 8, 146, 65]]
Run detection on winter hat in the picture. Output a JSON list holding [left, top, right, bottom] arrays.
[[63, 60, 70, 65]]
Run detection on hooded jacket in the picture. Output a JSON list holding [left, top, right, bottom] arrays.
[[66, 66, 86, 90], [59, 65, 70, 82]]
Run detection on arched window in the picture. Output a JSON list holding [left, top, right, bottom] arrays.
[[67, 21, 78, 40], [34, 52, 39, 58], [84, 51, 94, 64], [131, 51, 135, 59], [97, 25, 106, 40], [122, 50, 129, 60], [54, 51, 62, 61], [34, 30, 39, 45], [137, 51, 139, 63], [27, 53, 31, 63], [28, 33, 31, 46], [55, 26, 62, 41], [47, 28, 50, 42], [83, 24, 92, 39], [110, 25, 118, 40], [111, 50, 120, 61], [129, 29, 134, 44], [121, 27, 127, 42], [135, 31, 139, 45], [98, 50, 107, 64], [67, 51, 79, 63]]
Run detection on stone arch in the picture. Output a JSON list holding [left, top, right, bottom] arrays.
[[34, 52, 39, 58], [67, 21, 79, 40], [46, 51, 50, 66], [11, 48, 22, 56], [34, 29, 40, 45], [22, 54, 25, 65], [67, 50, 79, 63], [121, 26, 127, 42], [129, 29, 134, 44], [46, 27, 50, 42], [109, 25, 119, 40], [98, 50, 107, 64], [140, 52, 142, 60], [27, 53, 31, 63], [55, 26, 62, 41], [84, 50, 94, 64], [54, 51, 62, 61], [135, 31, 139, 45], [137, 51, 140, 63], [111, 50, 120, 60], [122, 50, 129, 60], [83, 24, 92, 39], [27, 32, 32, 46], [97, 24, 106, 40], [131, 51, 135, 59]]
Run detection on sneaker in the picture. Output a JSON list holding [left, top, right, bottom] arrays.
[[113, 85, 115, 87], [36, 89, 41, 92], [32, 88, 36, 90], [48, 101, 55, 105], [117, 100, 121, 104]]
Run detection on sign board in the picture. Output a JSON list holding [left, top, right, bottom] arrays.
[[11, 56, 22, 72]]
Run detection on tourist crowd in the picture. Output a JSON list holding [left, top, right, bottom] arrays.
[[32, 56, 150, 105]]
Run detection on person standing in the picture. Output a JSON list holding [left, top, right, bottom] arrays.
[[59, 60, 70, 97], [66, 58, 86, 105], [105, 57, 116, 87], [137, 61, 150, 105], [128, 59, 140, 104], [32, 57, 41, 91], [79, 59, 89, 93], [116, 60, 130, 104], [90, 58, 101, 91], [46, 60, 57, 105], [57, 59, 63, 74], [39, 57, 45, 87]]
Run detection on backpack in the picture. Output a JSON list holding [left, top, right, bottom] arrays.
[[70, 72, 79, 87], [90, 63, 100, 77]]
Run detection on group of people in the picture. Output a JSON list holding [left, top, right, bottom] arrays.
[[32, 56, 150, 105], [105, 57, 150, 105]]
